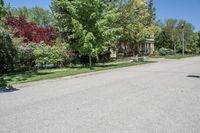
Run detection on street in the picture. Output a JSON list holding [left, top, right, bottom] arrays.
[[0, 57, 200, 133]]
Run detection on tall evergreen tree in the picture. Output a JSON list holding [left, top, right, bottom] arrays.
[[0, 0, 6, 29], [148, 0, 156, 24], [197, 31, 200, 48]]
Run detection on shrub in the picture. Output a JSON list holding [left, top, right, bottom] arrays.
[[159, 47, 173, 56], [152, 50, 159, 56], [33, 43, 69, 67], [0, 32, 17, 73], [17, 44, 36, 68], [5, 14, 59, 45]]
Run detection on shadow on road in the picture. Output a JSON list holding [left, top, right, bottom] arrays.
[[0, 86, 19, 93], [0, 77, 19, 93], [187, 75, 200, 79]]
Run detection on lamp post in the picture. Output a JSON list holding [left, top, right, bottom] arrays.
[[181, 23, 185, 56]]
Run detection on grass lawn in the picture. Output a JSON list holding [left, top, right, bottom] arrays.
[[0, 61, 152, 87], [151, 54, 198, 59]]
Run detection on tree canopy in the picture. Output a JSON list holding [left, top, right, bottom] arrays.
[[8, 6, 52, 27], [51, 0, 121, 66]]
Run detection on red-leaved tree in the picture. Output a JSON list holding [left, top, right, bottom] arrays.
[[5, 14, 59, 45]]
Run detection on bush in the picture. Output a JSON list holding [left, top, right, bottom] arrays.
[[17, 44, 36, 68], [152, 50, 159, 56], [0, 32, 17, 73], [33, 43, 69, 68], [13, 38, 36, 69], [159, 47, 174, 56]]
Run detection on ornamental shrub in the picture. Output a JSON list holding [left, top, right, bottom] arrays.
[[33, 43, 69, 67], [5, 14, 59, 45], [0, 32, 17, 73], [159, 47, 173, 56]]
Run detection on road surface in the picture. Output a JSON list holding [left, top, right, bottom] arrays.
[[0, 57, 200, 133]]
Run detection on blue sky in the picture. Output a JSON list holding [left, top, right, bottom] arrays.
[[4, 0, 200, 31]]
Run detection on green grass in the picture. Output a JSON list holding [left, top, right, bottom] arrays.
[[165, 54, 198, 59], [0, 61, 152, 87], [151, 54, 198, 59]]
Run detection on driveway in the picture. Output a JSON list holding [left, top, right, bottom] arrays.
[[0, 57, 200, 133]]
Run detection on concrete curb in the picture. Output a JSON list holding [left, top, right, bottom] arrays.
[[13, 62, 157, 88]]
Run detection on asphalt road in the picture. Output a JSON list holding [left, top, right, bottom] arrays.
[[1, 57, 200, 133]]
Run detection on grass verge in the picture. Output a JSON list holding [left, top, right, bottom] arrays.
[[0, 61, 153, 87], [151, 54, 198, 59]]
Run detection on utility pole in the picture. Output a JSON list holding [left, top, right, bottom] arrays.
[[181, 24, 185, 56]]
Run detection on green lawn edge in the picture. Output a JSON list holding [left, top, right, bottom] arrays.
[[0, 61, 154, 87], [151, 54, 199, 59]]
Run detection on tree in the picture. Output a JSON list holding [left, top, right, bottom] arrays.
[[155, 30, 173, 49], [9, 6, 52, 27], [5, 14, 59, 45], [155, 19, 196, 54], [0, 32, 17, 73], [52, 0, 121, 67], [0, 0, 17, 73], [148, 0, 156, 25], [119, 0, 159, 54], [197, 31, 200, 48], [0, 0, 6, 29], [163, 19, 179, 53]]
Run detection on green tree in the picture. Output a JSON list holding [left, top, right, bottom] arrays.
[[0, 32, 17, 73], [156, 19, 196, 54], [9, 6, 52, 27], [155, 30, 173, 49], [0, 0, 6, 29], [148, 0, 156, 25], [52, 0, 121, 67], [29, 7, 52, 27], [197, 31, 200, 48], [163, 19, 179, 53], [119, 0, 159, 54]]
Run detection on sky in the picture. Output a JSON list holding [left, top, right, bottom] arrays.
[[4, 0, 200, 31]]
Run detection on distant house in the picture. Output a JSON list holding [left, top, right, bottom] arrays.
[[139, 38, 155, 55], [110, 38, 155, 58]]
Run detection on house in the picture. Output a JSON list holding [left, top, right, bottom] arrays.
[[110, 38, 155, 58], [138, 38, 155, 55]]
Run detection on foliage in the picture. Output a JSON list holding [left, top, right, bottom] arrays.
[[0, 32, 17, 73], [197, 31, 200, 48], [119, 0, 159, 54], [156, 19, 197, 54], [8, 6, 52, 27], [13, 39, 36, 68], [158, 47, 173, 56], [33, 43, 69, 66], [155, 30, 173, 49], [0, 0, 6, 30], [51, 0, 121, 66], [5, 14, 59, 44], [187, 32, 199, 54], [147, 0, 156, 25], [1, 61, 150, 86]]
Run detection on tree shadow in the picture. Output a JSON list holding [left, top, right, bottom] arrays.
[[187, 75, 200, 79], [0, 86, 19, 93], [0, 77, 19, 93], [0, 71, 52, 93], [1, 71, 52, 84]]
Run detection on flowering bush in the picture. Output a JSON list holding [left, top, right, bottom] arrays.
[[33, 43, 70, 67], [159, 47, 174, 56]]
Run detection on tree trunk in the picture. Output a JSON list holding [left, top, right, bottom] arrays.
[[89, 54, 92, 68], [174, 44, 176, 55]]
